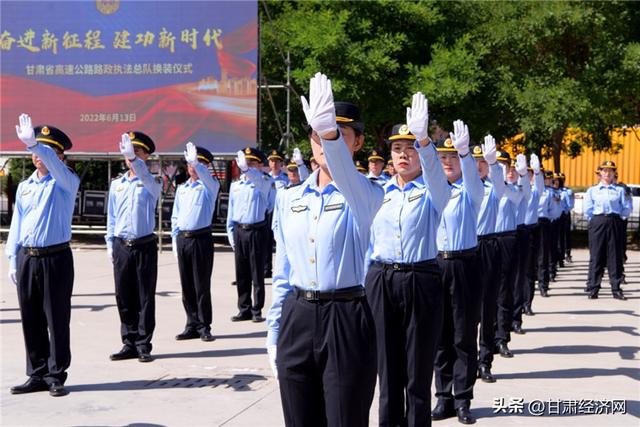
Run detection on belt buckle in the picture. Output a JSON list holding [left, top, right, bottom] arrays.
[[26, 247, 38, 256], [125, 239, 135, 247], [392, 263, 400, 270], [304, 290, 319, 301]]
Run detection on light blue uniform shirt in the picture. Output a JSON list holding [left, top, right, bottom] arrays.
[[525, 172, 544, 225], [476, 163, 505, 236], [561, 187, 574, 213], [515, 176, 532, 226], [367, 172, 389, 186], [436, 154, 484, 251], [548, 188, 564, 220], [106, 158, 161, 247], [171, 162, 221, 236], [495, 175, 528, 233], [538, 187, 553, 219], [266, 132, 384, 347], [584, 183, 631, 220], [368, 142, 450, 263], [226, 168, 274, 248], [271, 170, 289, 190], [5, 143, 80, 270]]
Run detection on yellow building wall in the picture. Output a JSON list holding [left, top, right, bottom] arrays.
[[559, 130, 640, 188]]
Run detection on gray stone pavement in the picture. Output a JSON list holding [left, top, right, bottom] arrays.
[[0, 245, 638, 426]]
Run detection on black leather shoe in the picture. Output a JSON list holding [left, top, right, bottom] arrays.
[[231, 313, 252, 322], [497, 342, 514, 358], [110, 346, 138, 361], [612, 291, 627, 301], [512, 324, 525, 335], [588, 292, 599, 299], [538, 285, 549, 297], [584, 286, 590, 293], [478, 365, 496, 383], [48, 380, 68, 397], [231, 281, 237, 286], [200, 332, 216, 342], [431, 399, 456, 420], [252, 315, 265, 323], [138, 352, 154, 363], [523, 305, 534, 316], [566, 255, 572, 263], [550, 274, 557, 282], [175, 330, 200, 341], [10, 377, 48, 394], [456, 405, 476, 424], [559, 261, 565, 268]]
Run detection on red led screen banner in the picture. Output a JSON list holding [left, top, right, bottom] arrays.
[[0, 0, 257, 155]]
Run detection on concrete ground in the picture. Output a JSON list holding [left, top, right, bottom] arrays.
[[0, 246, 638, 426]]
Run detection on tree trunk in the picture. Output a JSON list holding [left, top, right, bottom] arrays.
[[551, 128, 565, 172]]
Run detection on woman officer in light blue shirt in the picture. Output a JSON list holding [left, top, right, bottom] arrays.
[[365, 93, 450, 427]]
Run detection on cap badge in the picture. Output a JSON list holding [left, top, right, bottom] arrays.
[[128, 131, 135, 139], [399, 124, 410, 135], [444, 138, 453, 148], [41, 126, 50, 136], [473, 146, 482, 155], [245, 148, 251, 154]]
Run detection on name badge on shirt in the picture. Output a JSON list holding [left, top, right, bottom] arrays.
[[136, 183, 144, 187], [408, 193, 424, 203], [324, 203, 344, 212], [450, 188, 462, 199], [383, 197, 391, 204], [116, 185, 125, 192], [291, 205, 308, 213]]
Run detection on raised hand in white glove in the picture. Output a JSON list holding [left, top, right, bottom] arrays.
[[406, 92, 429, 143], [450, 119, 470, 156], [184, 141, 198, 165], [300, 72, 336, 138], [482, 134, 497, 165], [8, 269, 17, 286], [172, 238, 178, 259], [267, 345, 278, 380], [120, 133, 136, 161], [292, 148, 304, 166], [515, 154, 528, 176], [530, 153, 541, 174], [236, 150, 248, 172], [15, 114, 37, 148]]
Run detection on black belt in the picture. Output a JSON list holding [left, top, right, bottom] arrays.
[[22, 242, 70, 257], [438, 247, 477, 260], [538, 217, 551, 223], [524, 223, 538, 230], [478, 232, 500, 240], [115, 234, 156, 247], [179, 226, 211, 238], [236, 219, 267, 230], [495, 230, 517, 237], [594, 213, 620, 218], [293, 285, 365, 302], [372, 259, 438, 272]]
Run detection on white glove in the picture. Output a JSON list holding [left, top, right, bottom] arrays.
[[292, 148, 304, 166], [450, 120, 470, 156], [15, 114, 37, 148], [267, 345, 278, 380], [482, 134, 497, 165], [119, 133, 136, 161], [172, 238, 178, 259], [8, 269, 17, 286], [300, 72, 337, 137], [406, 92, 429, 142], [515, 154, 528, 176], [184, 141, 198, 165], [530, 153, 541, 173], [236, 150, 248, 172], [107, 247, 113, 263]]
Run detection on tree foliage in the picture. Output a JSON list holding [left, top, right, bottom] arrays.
[[260, 0, 640, 168]]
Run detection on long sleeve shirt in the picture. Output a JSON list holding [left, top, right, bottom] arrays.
[[171, 162, 220, 236]]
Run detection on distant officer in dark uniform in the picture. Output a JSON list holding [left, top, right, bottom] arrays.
[[267, 73, 383, 426], [264, 150, 287, 278], [367, 149, 389, 186], [557, 173, 574, 264], [366, 94, 451, 426], [547, 175, 564, 282], [536, 170, 554, 297], [584, 161, 630, 300], [387, 158, 396, 177], [355, 159, 368, 174], [171, 143, 220, 342], [472, 136, 505, 384], [432, 121, 484, 425], [285, 148, 310, 188], [6, 114, 79, 397], [523, 162, 544, 315], [227, 147, 274, 322], [106, 131, 161, 363]]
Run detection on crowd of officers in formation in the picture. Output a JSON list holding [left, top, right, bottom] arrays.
[[4, 71, 633, 427]]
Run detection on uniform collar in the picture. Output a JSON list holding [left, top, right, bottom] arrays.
[[120, 172, 140, 183], [450, 177, 463, 189], [27, 170, 52, 184], [301, 169, 338, 195], [385, 175, 425, 193]]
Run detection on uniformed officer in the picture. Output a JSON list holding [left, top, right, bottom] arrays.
[[171, 143, 220, 342], [584, 161, 630, 300], [355, 159, 367, 174], [536, 170, 554, 297], [268, 149, 289, 189], [227, 147, 274, 322], [264, 150, 287, 278], [557, 173, 574, 264], [266, 73, 384, 426], [472, 136, 506, 384], [493, 152, 529, 358], [523, 162, 544, 315], [366, 94, 451, 426], [284, 148, 310, 188], [367, 149, 389, 185], [106, 131, 161, 363], [432, 120, 484, 424], [616, 176, 633, 272], [548, 175, 564, 282], [387, 158, 396, 177], [6, 114, 79, 397]]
